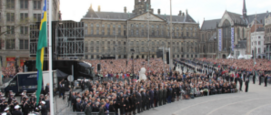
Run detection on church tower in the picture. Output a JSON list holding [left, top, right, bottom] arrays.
[[133, 0, 153, 15], [243, 0, 247, 18]]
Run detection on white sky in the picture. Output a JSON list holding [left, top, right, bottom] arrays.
[[60, 0, 271, 25]]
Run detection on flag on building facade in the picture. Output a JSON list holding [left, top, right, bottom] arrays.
[[35, 0, 47, 105]]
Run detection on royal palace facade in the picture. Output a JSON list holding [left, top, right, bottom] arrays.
[[81, 0, 199, 60]]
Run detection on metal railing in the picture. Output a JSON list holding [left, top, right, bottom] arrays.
[[65, 112, 115, 115]]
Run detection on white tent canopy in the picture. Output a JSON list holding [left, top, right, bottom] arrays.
[[238, 54, 245, 59], [227, 54, 234, 59]]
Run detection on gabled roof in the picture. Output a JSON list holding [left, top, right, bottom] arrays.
[[226, 11, 247, 25], [247, 13, 268, 25], [185, 14, 196, 23], [201, 19, 220, 30], [128, 12, 166, 22]]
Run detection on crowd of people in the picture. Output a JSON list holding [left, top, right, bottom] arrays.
[[85, 59, 170, 78], [0, 84, 51, 115], [66, 58, 247, 115], [197, 58, 271, 71], [1, 66, 23, 78], [1, 57, 268, 115]]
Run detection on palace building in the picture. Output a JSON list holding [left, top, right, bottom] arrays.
[[81, 0, 199, 60]]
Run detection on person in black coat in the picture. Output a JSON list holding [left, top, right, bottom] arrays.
[[145, 90, 150, 110], [92, 102, 99, 112], [58, 80, 65, 99], [124, 96, 130, 115], [136, 90, 142, 113], [120, 97, 125, 115], [12, 105, 23, 115], [141, 90, 146, 111], [259, 73, 263, 85], [245, 75, 250, 92], [44, 83, 49, 95], [131, 93, 137, 114], [154, 87, 159, 107], [167, 86, 172, 103], [108, 101, 115, 112], [252, 71, 256, 84], [71, 92, 77, 112], [40, 101, 48, 115], [80, 78, 86, 91], [172, 85, 176, 102], [163, 86, 167, 105], [149, 88, 154, 108], [264, 74, 268, 87], [76, 98, 82, 112], [176, 85, 181, 101]]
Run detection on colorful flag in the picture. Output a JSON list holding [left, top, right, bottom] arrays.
[[35, 0, 47, 105]]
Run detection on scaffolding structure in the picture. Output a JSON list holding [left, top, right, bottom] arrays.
[[29, 21, 85, 59]]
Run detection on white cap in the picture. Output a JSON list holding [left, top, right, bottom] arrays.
[[14, 105, 20, 109], [4, 107, 9, 111], [41, 101, 46, 104]]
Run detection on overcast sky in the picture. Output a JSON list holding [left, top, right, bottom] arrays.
[[60, 0, 271, 25]]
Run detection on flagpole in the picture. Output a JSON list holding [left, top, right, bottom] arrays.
[[48, 0, 54, 114]]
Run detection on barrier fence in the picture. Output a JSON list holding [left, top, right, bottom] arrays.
[[65, 112, 115, 115]]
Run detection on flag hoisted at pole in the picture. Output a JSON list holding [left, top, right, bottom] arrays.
[[35, 0, 47, 105]]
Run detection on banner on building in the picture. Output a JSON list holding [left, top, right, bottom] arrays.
[[231, 27, 235, 51], [218, 29, 222, 51]]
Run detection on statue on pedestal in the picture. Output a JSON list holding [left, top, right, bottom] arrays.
[[138, 67, 147, 81]]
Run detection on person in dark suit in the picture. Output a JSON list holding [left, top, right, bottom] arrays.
[[124, 96, 131, 115], [84, 101, 92, 115], [154, 87, 159, 107], [145, 90, 150, 110], [71, 92, 77, 112], [149, 88, 154, 108], [167, 86, 172, 103], [239, 76, 243, 91], [98, 103, 105, 115], [252, 71, 256, 84], [245, 75, 249, 92], [12, 105, 23, 115], [119, 97, 125, 115], [44, 83, 49, 95], [131, 93, 137, 114], [80, 78, 86, 91], [163, 86, 167, 105], [176, 85, 181, 101], [259, 73, 263, 85], [40, 101, 48, 115], [136, 90, 142, 113], [76, 98, 82, 112], [159, 86, 163, 105], [141, 90, 146, 111], [264, 74, 268, 87], [58, 80, 64, 98]]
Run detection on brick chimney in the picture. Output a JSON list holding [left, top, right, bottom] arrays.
[[98, 5, 101, 12], [124, 7, 127, 13], [158, 9, 160, 15]]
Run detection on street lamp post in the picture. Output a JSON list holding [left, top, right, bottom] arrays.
[[147, 3, 150, 68], [131, 49, 135, 81], [169, 0, 173, 68]]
